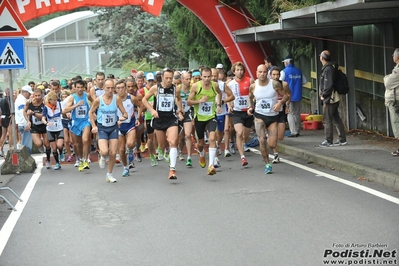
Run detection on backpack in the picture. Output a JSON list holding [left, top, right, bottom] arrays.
[[332, 64, 349, 95]]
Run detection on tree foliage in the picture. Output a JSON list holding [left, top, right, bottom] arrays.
[[88, 6, 186, 69], [164, 2, 230, 69]]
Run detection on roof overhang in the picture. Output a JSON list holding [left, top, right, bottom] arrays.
[[234, 0, 399, 42]]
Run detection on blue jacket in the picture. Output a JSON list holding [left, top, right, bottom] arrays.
[[282, 64, 304, 102]]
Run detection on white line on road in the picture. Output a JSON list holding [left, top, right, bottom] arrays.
[[0, 156, 43, 256], [251, 147, 399, 205]]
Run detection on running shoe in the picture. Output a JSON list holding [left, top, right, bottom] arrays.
[[199, 156, 206, 168], [106, 174, 117, 183], [229, 142, 236, 154], [83, 161, 90, 169], [54, 163, 61, 170], [128, 162, 135, 169], [157, 148, 164, 161], [135, 152, 142, 162], [207, 166, 217, 175], [46, 160, 51, 169], [186, 158, 192, 167], [168, 169, 177, 179], [272, 154, 280, 164], [333, 140, 348, 146], [67, 155, 73, 162], [140, 142, 146, 153], [87, 156, 91, 163], [59, 153, 65, 162], [217, 146, 222, 156], [214, 157, 221, 168], [164, 151, 170, 163], [122, 168, 129, 177], [128, 151, 134, 165], [78, 161, 84, 172], [178, 151, 184, 161], [115, 154, 121, 164], [74, 160, 79, 167], [241, 157, 248, 166], [244, 144, 250, 152], [150, 155, 158, 166], [265, 164, 272, 174], [224, 149, 231, 157], [99, 156, 106, 169]]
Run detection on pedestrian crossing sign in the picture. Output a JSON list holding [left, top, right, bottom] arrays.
[[0, 38, 25, 70]]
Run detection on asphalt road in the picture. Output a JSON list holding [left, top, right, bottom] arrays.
[[0, 151, 398, 266]]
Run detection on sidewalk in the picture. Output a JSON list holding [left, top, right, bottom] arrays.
[[274, 129, 399, 191]]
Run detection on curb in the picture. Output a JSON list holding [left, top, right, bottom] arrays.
[[277, 143, 399, 191]]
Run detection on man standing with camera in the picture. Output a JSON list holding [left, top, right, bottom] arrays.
[[384, 48, 399, 156]]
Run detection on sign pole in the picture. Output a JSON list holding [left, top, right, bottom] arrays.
[[8, 69, 17, 150]]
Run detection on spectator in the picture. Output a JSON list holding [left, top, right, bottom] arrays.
[[15, 85, 33, 153], [318, 50, 347, 147], [280, 55, 307, 137], [384, 48, 399, 156]]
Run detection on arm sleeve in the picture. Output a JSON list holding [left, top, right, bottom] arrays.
[[42, 106, 48, 118], [302, 73, 307, 85], [321, 66, 334, 99]]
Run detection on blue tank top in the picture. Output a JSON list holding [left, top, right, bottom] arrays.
[[71, 92, 90, 123], [97, 95, 117, 127]]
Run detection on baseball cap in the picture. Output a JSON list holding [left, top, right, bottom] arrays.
[[60, 79, 68, 88], [146, 73, 155, 81], [21, 85, 33, 94], [216, 63, 224, 69], [282, 55, 293, 62]]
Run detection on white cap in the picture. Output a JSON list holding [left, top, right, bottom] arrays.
[[216, 63, 224, 69], [146, 73, 155, 81], [21, 85, 33, 94]]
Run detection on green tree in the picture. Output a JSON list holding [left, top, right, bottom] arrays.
[[88, 6, 187, 70]]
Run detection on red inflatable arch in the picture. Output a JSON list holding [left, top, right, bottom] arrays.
[[178, 0, 271, 79], [10, 0, 269, 78]]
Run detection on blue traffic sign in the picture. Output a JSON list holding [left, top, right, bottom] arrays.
[[0, 37, 25, 69]]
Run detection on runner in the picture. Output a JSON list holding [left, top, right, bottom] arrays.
[[227, 62, 254, 166], [247, 65, 289, 174], [42, 91, 64, 170], [63, 79, 92, 171], [60, 90, 73, 162], [89, 78, 129, 183], [23, 89, 51, 168], [142, 68, 184, 179], [177, 72, 194, 167], [211, 68, 235, 166], [187, 66, 233, 175], [115, 80, 142, 177], [137, 74, 159, 167], [269, 66, 291, 163]]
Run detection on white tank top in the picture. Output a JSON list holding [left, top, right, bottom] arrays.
[[253, 79, 278, 116]]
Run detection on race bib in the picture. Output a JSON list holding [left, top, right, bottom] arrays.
[[235, 96, 249, 110], [76, 105, 87, 119], [158, 96, 174, 112], [48, 117, 62, 131], [182, 100, 190, 112], [32, 115, 43, 125], [198, 102, 213, 116], [102, 114, 116, 126], [255, 99, 273, 115]]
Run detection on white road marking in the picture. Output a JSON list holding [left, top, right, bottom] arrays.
[[265, 152, 399, 205], [0, 156, 43, 256]]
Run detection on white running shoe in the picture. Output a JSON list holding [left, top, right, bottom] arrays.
[[106, 174, 117, 183], [178, 151, 184, 161], [99, 156, 106, 169], [46, 161, 51, 169], [224, 149, 231, 157]]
